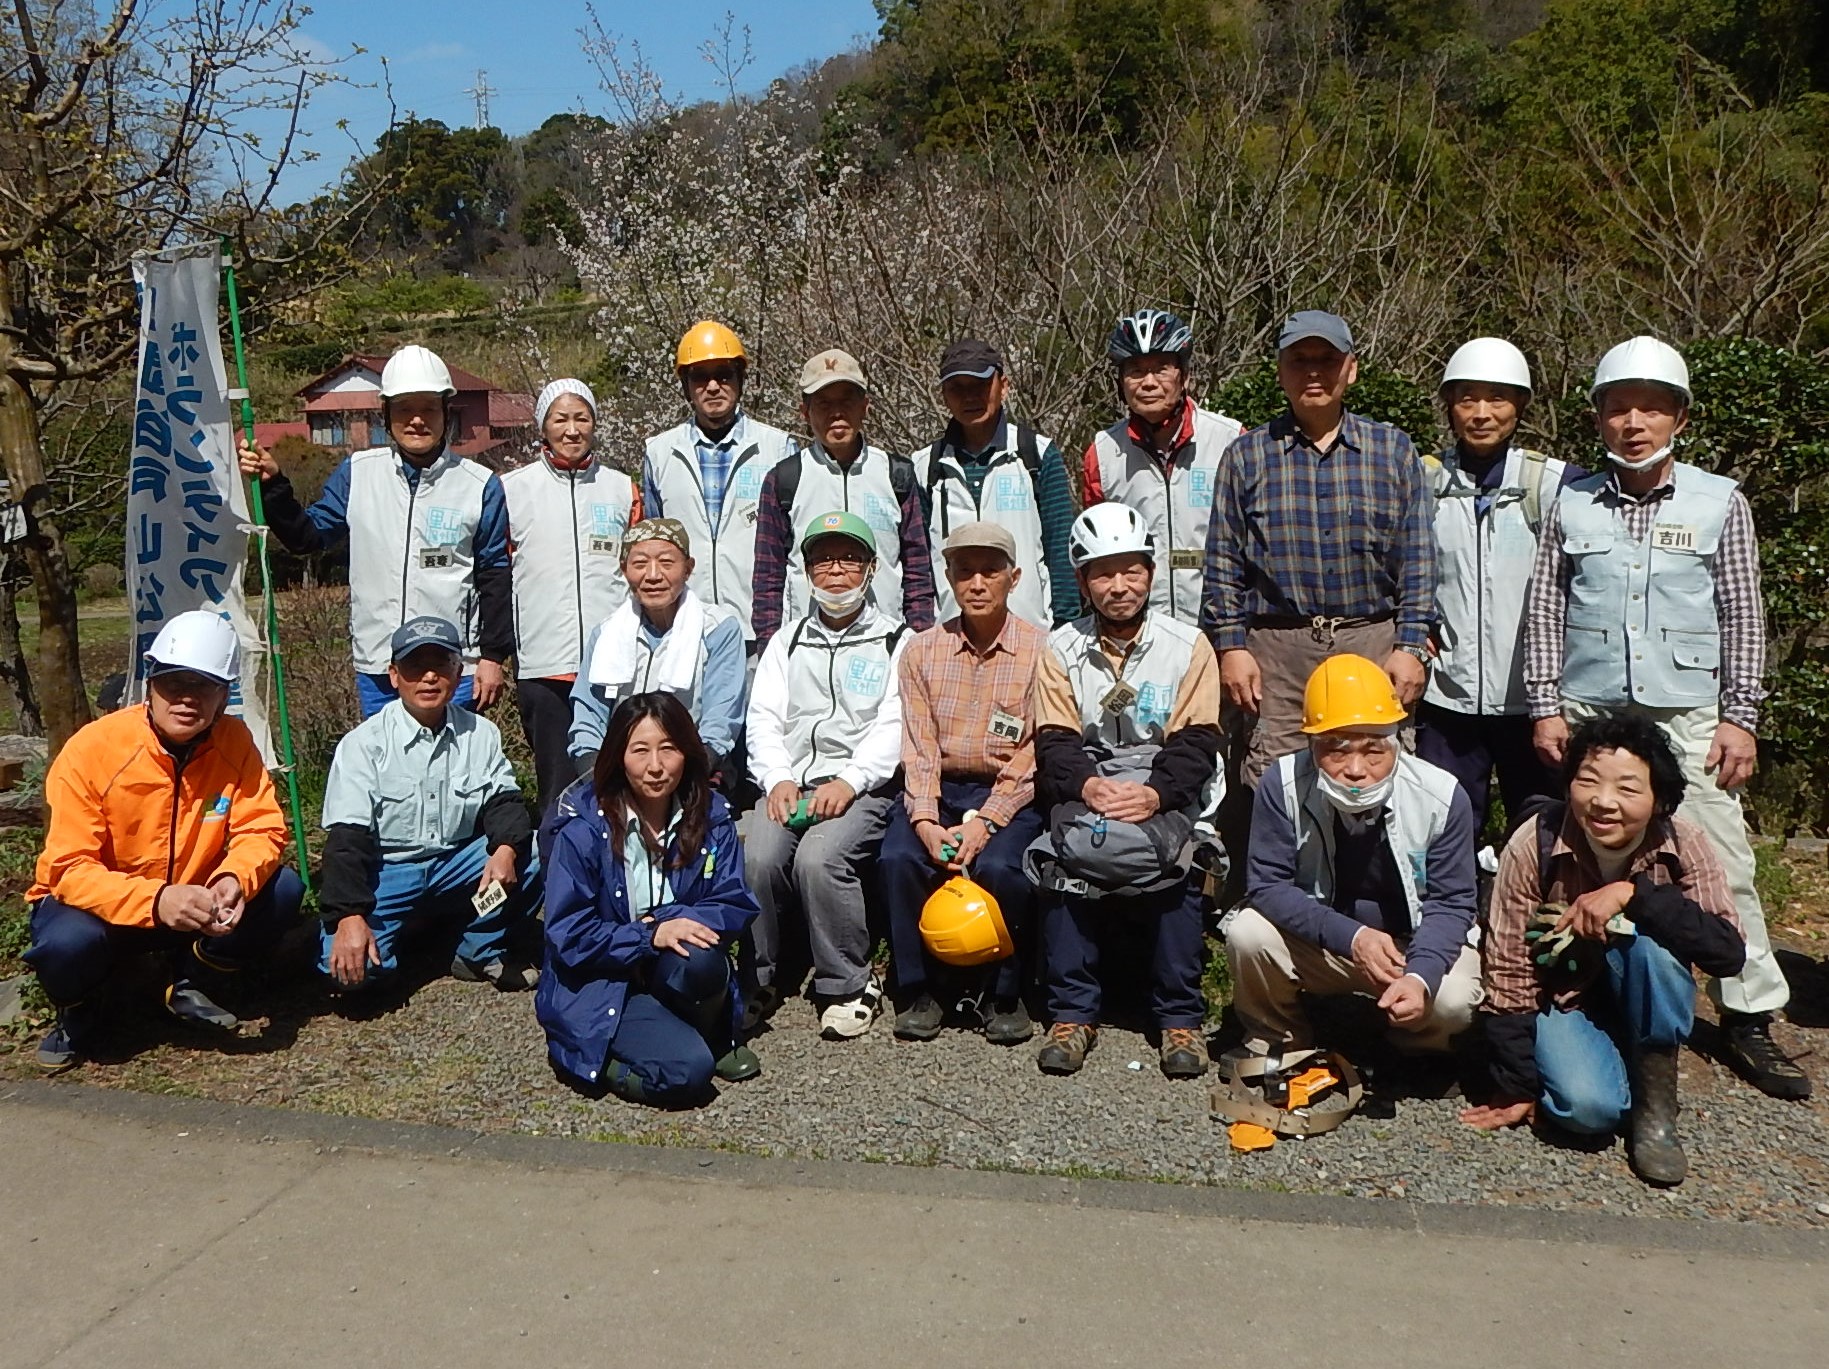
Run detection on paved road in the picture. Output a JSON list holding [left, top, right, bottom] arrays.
[[4, 1081, 1826, 1368]]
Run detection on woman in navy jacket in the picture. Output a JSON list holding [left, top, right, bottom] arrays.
[[537, 691, 761, 1104]]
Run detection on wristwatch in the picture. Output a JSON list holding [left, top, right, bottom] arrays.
[[1397, 643, 1430, 664]]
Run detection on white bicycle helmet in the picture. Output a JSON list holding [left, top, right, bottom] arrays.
[[1109, 308, 1192, 364], [1069, 502, 1156, 568]]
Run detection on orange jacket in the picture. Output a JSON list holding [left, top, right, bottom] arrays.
[[30, 706, 287, 928]]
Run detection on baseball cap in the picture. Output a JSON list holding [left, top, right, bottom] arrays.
[[938, 339, 1004, 383], [390, 615, 462, 662], [621, 517, 692, 559], [1277, 310, 1355, 354], [799, 348, 868, 395], [941, 520, 1017, 566], [799, 509, 878, 558]]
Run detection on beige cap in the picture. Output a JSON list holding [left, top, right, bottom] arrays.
[[799, 348, 868, 395], [941, 520, 1017, 566]]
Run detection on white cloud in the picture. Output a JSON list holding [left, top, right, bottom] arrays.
[[406, 42, 468, 62]]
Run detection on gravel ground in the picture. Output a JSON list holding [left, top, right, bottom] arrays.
[[4, 929, 1826, 1230]]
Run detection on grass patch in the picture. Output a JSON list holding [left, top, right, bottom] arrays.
[[1201, 934, 1233, 1023], [1755, 841, 1796, 913]]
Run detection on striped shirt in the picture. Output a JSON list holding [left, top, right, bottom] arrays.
[[1201, 410, 1436, 652], [1481, 810, 1739, 1016], [1522, 473, 1766, 730], [898, 612, 1045, 828]]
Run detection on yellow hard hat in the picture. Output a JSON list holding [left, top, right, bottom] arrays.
[[676, 320, 747, 372], [1301, 653, 1406, 734], [919, 876, 1015, 967]]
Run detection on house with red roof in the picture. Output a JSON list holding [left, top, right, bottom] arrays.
[[295, 353, 534, 465]]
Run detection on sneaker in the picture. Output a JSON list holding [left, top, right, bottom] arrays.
[[165, 982, 238, 1031], [36, 1021, 79, 1071], [451, 956, 539, 992], [739, 983, 786, 1036], [893, 991, 944, 1041], [819, 980, 884, 1040], [1037, 1022, 1096, 1075], [1719, 1011, 1813, 1101], [1159, 1027, 1208, 1079], [714, 1045, 762, 1082], [983, 998, 1035, 1046]]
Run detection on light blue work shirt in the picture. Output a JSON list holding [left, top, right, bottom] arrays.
[[621, 803, 682, 920], [321, 699, 521, 863]]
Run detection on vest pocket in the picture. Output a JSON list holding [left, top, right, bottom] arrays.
[[1667, 628, 1720, 673]]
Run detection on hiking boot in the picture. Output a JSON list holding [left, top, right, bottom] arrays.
[[1628, 1045, 1687, 1187], [1719, 1010, 1812, 1101], [165, 982, 238, 1031], [714, 1045, 762, 1082], [983, 998, 1035, 1046], [451, 956, 539, 991], [1037, 1022, 1096, 1075], [893, 991, 944, 1041], [1159, 1027, 1208, 1079]]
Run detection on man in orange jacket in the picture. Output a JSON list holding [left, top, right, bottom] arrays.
[[25, 611, 303, 1069]]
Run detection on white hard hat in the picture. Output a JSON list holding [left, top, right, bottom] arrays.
[[1069, 502, 1156, 569], [144, 611, 240, 684], [379, 344, 456, 399], [1591, 336, 1690, 405], [1441, 337, 1532, 394]]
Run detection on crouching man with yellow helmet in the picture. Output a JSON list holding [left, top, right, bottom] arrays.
[[1027, 503, 1224, 1079], [1224, 655, 1481, 1062], [882, 521, 1049, 1046]]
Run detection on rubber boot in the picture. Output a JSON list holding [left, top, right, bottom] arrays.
[[1627, 1046, 1687, 1188], [680, 986, 760, 1082]]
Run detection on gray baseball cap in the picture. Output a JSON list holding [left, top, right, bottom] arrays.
[[390, 615, 462, 662], [1277, 310, 1355, 354]]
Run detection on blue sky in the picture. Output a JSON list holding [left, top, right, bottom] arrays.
[[260, 2, 882, 204]]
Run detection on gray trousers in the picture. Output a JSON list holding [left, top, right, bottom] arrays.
[[738, 794, 894, 998]]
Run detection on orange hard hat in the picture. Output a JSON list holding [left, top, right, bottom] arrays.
[[676, 320, 747, 372], [919, 876, 1015, 966]]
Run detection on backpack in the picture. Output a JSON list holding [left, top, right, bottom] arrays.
[[923, 423, 1040, 533], [1423, 448, 1553, 534]]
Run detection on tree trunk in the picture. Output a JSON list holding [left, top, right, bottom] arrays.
[[0, 336, 93, 758], [0, 556, 44, 735]]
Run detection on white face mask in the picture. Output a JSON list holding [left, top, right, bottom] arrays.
[[1315, 766, 1395, 815], [812, 581, 868, 616], [1606, 441, 1673, 472]]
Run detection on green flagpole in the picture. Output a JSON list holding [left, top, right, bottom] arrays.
[[220, 238, 313, 893]]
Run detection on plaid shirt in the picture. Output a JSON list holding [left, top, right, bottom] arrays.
[[898, 613, 1044, 827], [692, 412, 747, 532], [1522, 472, 1765, 731], [1201, 410, 1435, 652], [1482, 810, 1739, 1016]]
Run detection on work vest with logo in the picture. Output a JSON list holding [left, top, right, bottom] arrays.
[[1558, 463, 1736, 711], [643, 413, 797, 641], [345, 447, 494, 674], [1424, 445, 1569, 716], [913, 421, 1053, 628], [1274, 749, 1464, 934], [500, 455, 636, 678], [1046, 611, 1221, 816], [770, 604, 907, 787], [1090, 406, 1242, 622], [779, 443, 910, 625]]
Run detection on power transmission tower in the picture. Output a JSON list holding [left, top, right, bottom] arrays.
[[465, 69, 495, 129]]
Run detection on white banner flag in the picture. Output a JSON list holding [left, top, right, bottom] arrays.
[[125, 242, 273, 763]]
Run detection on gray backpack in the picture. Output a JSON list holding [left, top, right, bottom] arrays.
[[1023, 748, 1197, 898]]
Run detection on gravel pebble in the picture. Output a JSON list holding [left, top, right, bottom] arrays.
[[5, 944, 1826, 1228]]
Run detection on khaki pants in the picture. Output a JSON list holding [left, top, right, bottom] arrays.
[[1224, 906, 1483, 1054], [1562, 699, 1789, 1016], [1238, 620, 1398, 789]]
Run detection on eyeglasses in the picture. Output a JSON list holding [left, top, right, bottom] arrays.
[[807, 548, 870, 568], [1120, 358, 1181, 381]]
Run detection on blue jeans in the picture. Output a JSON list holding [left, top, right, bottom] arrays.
[[27, 867, 305, 1007], [879, 780, 1044, 1000], [1535, 935, 1697, 1134], [356, 671, 477, 719], [605, 941, 732, 1102], [316, 835, 541, 982], [1041, 878, 1207, 1029]]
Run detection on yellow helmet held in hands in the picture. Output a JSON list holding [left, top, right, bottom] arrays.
[[1301, 653, 1406, 734], [919, 877, 1015, 966], [676, 321, 747, 372]]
